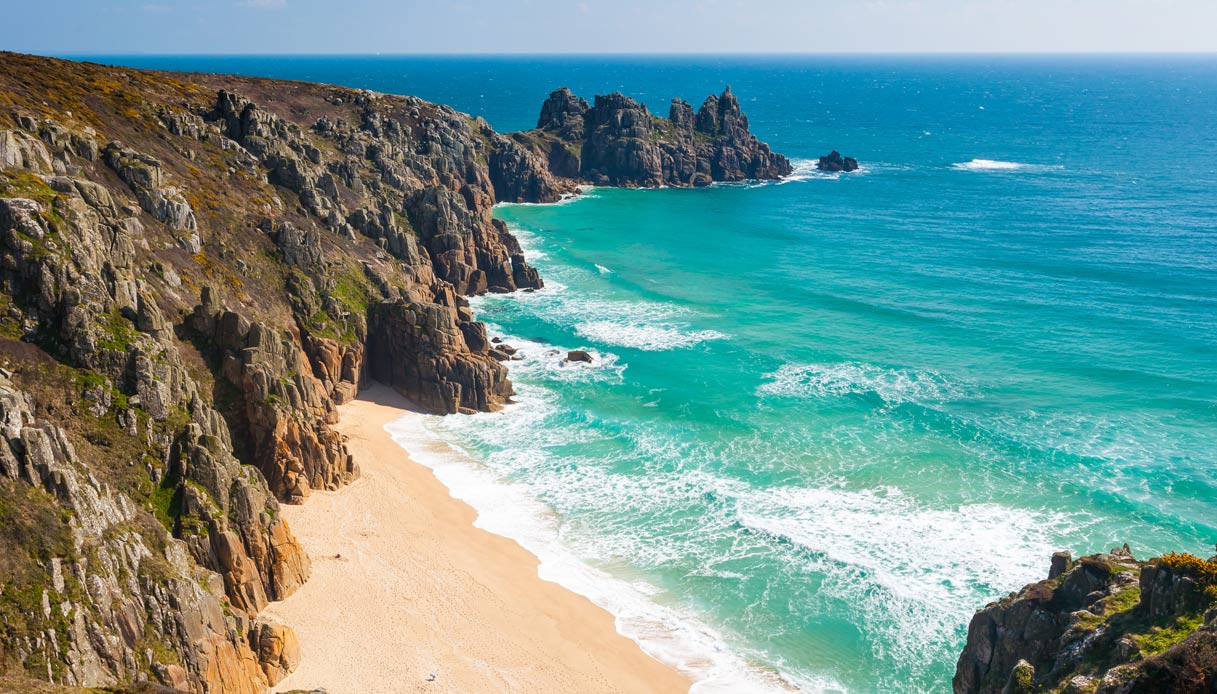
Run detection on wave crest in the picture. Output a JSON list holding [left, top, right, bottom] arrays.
[[737, 485, 1084, 667], [951, 159, 1062, 172], [758, 361, 967, 406], [576, 320, 728, 351]]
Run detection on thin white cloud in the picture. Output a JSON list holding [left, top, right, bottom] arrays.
[[241, 0, 286, 8]]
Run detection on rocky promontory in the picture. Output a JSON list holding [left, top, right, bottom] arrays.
[[493, 85, 792, 197], [955, 547, 1217, 694]]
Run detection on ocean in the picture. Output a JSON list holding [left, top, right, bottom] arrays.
[[88, 54, 1217, 693]]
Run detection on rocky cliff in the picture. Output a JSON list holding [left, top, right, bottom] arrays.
[[0, 50, 560, 693], [493, 85, 792, 198], [0, 52, 794, 694], [955, 548, 1217, 694]]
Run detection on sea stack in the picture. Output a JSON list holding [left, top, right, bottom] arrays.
[[817, 150, 859, 172]]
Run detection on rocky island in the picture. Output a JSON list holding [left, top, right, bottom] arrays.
[[0, 52, 787, 693], [493, 85, 792, 197]]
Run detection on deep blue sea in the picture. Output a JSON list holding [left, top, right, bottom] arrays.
[[86, 55, 1217, 693]]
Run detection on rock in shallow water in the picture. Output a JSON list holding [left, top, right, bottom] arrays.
[[565, 349, 594, 364]]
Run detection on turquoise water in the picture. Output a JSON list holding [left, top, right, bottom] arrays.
[[93, 55, 1217, 692]]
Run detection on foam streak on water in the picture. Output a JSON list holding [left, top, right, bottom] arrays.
[[386, 409, 836, 694]]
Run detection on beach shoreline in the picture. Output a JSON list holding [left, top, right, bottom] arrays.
[[260, 384, 691, 694]]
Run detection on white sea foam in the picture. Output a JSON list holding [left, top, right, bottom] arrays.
[[576, 320, 728, 351], [495, 186, 598, 207], [386, 411, 833, 694], [711, 158, 860, 188], [758, 362, 968, 406], [951, 159, 1063, 172], [736, 485, 1085, 671], [504, 225, 551, 261], [482, 327, 627, 384], [780, 158, 835, 183], [474, 243, 729, 353], [403, 347, 1087, 689]]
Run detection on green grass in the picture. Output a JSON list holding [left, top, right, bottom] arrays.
[[0, 294, 25, 339], [0, 170, 67, 229], [1071, 585, 1142, 632], [147, 483, 179, 532], [96, 310, 138, 353], [1130, 613, 1205, 656]]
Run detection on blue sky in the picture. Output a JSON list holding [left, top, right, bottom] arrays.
[[3, 0, 1216, 54]]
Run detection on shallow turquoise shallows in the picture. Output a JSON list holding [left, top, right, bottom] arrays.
[[93, 55, 1217, 693]]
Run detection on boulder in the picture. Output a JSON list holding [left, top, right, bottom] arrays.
[[565, 350, 593, 364], [817, 150, 859, 172]]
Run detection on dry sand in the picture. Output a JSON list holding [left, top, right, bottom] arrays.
[[262, 384, 691, 694]]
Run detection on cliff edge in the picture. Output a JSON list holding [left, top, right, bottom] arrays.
[[955, 548, 1217, 694]]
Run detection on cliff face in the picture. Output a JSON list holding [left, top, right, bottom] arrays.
[[0, 51, 555, 693], [955, 549, 1217, 694], [0, 53, 794, 694], [492, 85, 792, 199]]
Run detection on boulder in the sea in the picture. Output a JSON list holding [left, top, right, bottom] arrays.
[[565, 350, 593, 364], [817, 150, 859, 173]]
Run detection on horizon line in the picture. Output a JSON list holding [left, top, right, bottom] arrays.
[[32, 50, 1217, 59]]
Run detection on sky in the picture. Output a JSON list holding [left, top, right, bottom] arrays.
[[3, 0, 1216, 55]]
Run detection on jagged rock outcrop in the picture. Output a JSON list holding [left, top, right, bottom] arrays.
[[536, 87, 589, 138], [367, 291, 512, 415], [505, 84, 791, 191], [186, 290, 356, 505], [955, 547, 1217, 694], [817, 150, 858, 173], [0, 49, 562, 692], [0, 375, 294, 694], [487, 132, 578, 204], [205, 85, 543, 297], [103, 143, 198, 236], [0, 130, 54, 172]]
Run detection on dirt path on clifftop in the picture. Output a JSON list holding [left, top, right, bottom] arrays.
[[259, 384, 691, 694]]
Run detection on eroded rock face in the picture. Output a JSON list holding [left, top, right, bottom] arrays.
[[488, 132, 578, 204], [817, 150, 859, 173], [0, 51, 562, 692], [0, 377, 294, 694], [514, 84, 792, 190], [537, 87, 589, 137], [208, 87, 542, 297], [186, 293, 358, 505], [954, 548, 1217, 694], [367, 294, 513, 415]]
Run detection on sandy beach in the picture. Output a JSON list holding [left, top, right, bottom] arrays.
[[260, 384, 691, 694]]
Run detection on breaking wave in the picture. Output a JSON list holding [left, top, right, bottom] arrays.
[[757, 362, 970, 406]]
